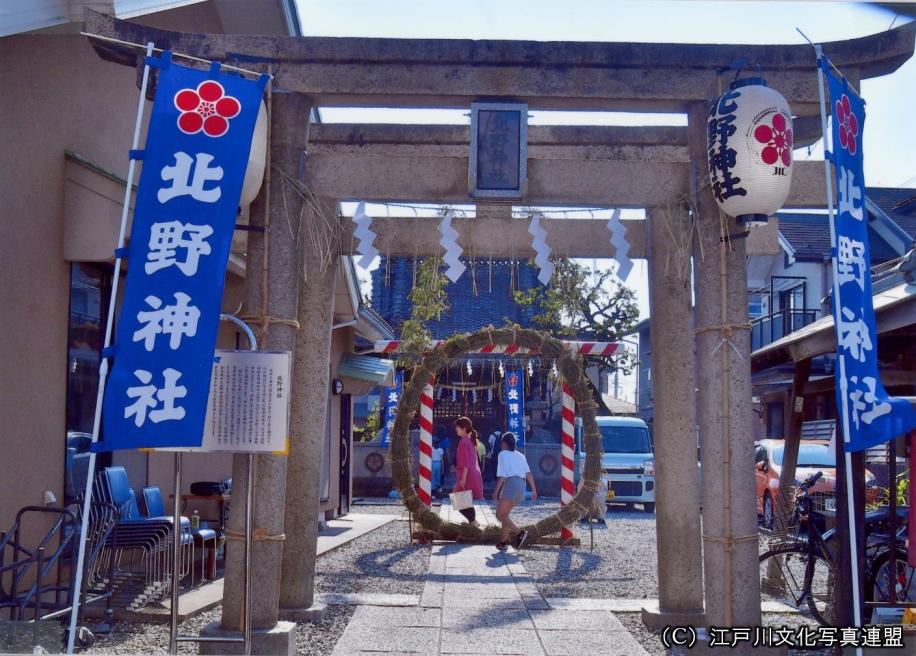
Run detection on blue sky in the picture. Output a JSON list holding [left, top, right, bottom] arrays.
[[294, 1, 915, 401]]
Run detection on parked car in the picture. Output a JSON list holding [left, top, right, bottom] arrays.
[[576, 416, 656, 513], [66, 431, 93, 503], [754, 438, 878, 525]]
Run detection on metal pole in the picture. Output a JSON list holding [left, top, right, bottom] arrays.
[[814, 44, 864, 654], [887, 438, 897, 608], [245, 453, 254, 656], [168, 316, 258, 651], [66, 41, 155, 656], [232, 313, 257, 655], [169, 451, 182, 655]]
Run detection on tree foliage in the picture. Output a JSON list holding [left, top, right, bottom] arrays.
[[399, 256, 450, 366], [514, 258, 639, 373], [359, 402, 382, 442]]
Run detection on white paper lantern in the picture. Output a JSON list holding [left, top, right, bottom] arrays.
[[239, 99, 268, 207], [707, 77, 793, 225]]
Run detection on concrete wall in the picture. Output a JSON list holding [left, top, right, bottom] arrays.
[[0, 2, 228, 535], [318, 326, 353, 518]]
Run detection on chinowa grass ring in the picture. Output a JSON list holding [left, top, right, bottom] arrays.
[[388, 326, 603, 543]]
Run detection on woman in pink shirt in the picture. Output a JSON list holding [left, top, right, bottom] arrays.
[[452, 416, 484, 525]]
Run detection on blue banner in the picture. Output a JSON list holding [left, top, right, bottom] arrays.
[[505, 370, 525, 447], [379, 371, 403, 447], [824, 63, 916, 452], [99, 56, 267, 451]]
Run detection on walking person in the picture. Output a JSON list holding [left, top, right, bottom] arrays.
[[493, 432, 537, 550], [485, 429, 501, 482], [475, 431, 488, 471], [452, 416, 484, 525]]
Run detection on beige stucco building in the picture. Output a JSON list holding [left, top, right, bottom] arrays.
[[0, 0, 390, 543]]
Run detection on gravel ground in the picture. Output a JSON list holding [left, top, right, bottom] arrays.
[[85, 505, 426, 655], [316, 510, 429, 595], [511, 500, 660, 600], [349, 500, 412, 515], [616, 612, 666, 656]]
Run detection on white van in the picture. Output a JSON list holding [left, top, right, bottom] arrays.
[[575, 416, 656, 513]]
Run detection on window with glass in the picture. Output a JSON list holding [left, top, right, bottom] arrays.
[[599, 425, 652, 454], [65, 263, 112, 505]]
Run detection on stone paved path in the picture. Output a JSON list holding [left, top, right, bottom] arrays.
[[330, 502, 648, 656]]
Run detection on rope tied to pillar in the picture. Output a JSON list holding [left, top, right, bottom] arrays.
[[225, 527, 287, 542], [702, 532, 760, 554], [694, 321, 752, 361], [238, 315, 302, 331], [693, 322, 752, 336]]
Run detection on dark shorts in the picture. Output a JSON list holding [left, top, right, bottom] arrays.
[[498, 476, 525, 504]]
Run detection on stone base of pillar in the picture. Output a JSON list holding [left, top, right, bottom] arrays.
[[198, 620, 296, 655], [279, 601, 327, 622], [640, 601, 705, 630]]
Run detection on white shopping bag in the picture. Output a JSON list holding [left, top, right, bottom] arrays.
[[449, 489, 473, 510]]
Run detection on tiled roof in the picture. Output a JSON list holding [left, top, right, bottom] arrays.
[[866, 186, 916, 241], [775, 213, 832, 261], [370, 257, 543, 339], [775, 210, 900, 265], [600, 394, 638, 415]]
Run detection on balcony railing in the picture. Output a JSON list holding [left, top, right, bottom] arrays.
[[751, 308, 819, 351]]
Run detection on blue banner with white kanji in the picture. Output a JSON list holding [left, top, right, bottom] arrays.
[[505, 370, 524, 447], [99, 56, 268, 451], [824, 62, 916, 452], [379, 371, 403, 447]]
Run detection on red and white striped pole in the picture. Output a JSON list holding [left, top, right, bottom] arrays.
[[374, 340, 619, 357], [417, 378, 435, 507], [560, 383, 576, 542]]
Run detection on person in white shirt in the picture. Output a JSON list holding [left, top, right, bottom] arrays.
[[431, 438, 445, 493], [492, 432, 538, 550]]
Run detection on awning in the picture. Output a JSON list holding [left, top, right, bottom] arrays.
[[338, 353, 396, 387], [752, 281, 916, 370]]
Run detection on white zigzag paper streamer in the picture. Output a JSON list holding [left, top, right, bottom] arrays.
[[438, 209, 466, 282], [528, 212, 554, 286], [352, 201, 379, 269], [607, 209, 633, 281]]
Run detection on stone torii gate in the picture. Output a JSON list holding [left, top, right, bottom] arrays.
[[85, 12, 914, 654]]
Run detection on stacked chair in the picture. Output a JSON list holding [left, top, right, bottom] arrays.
[[141, 486, 217, 586], [95, 467, 193, 610]]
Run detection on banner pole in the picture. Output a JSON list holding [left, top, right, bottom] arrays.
[[66, 40, 155, 656], [814, 44, 864, 651], [245, 452, 254, 656], [223, 313, 257, 655], [169, 452, 182, 654]]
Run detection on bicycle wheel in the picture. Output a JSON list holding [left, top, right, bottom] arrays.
[[759, 544, 835, 626], [866, 549, 915, 606]]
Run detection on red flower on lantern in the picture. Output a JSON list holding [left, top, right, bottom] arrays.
[[835, 94, 858, 155], [754, 113, 793, 167], [173, 81, 241, 138]]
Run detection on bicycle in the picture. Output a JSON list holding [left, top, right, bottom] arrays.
[[758, 470, 913, 626], [861, 503, 913, 617], [758, 471, 836, 625]]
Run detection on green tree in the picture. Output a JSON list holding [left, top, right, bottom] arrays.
[[399, 256, 450, 366], [514, 258, 639, 375], [358, 401, 382, 442]]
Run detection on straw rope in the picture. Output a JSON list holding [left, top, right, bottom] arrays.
[[389, 325, 604, 544], [225, 528, 286, 542]]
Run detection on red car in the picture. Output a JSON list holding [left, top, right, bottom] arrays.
[[754, 439, 878, 526]]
